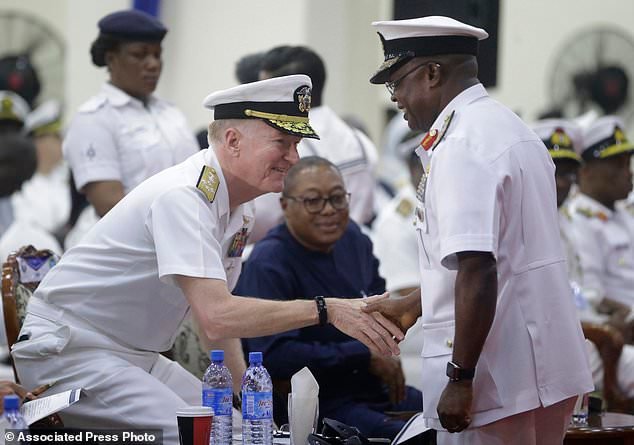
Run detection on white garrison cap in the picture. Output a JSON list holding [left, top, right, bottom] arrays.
[[580, 115, 633, 161], [531, 119, 583, 162], [0, 90, 30, 124], [370, 16, 488, 84], [203, 74, 319, 139]]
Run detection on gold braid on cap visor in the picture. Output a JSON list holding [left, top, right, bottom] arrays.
[[244, 109, 315, 136], [598, 142, 634, 158], [244, 109, 309, 123], [549, 150, 581, 162]]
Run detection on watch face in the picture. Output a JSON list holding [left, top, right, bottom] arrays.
[[446, 361, 475, 381], [446, 361, 459, 380]]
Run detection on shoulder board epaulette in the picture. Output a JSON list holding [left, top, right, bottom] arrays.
[[576, 207, 594, 218], [78, 95, 107, 114], [196, 165, 220, 203], [560, 206, 571, 220], [396, 198, 414, 217], [434, 110, 455, 149], [576, 207, 608, 221]]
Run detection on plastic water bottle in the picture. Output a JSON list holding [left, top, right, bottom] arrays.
[[3, 394, 28, 429], [203, 350, 233, 445], [241, 351, 273, 445]]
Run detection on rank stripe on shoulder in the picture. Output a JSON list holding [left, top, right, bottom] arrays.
[[575, 207, 608, 221]]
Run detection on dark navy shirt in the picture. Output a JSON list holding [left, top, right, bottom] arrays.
[[235, 221, 386, 405]]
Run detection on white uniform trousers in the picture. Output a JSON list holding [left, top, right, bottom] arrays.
[[436, 396, 576, 445], [13, 298, 200, 445]]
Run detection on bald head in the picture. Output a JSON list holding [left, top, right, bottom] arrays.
[[283, 156, 340, 196]]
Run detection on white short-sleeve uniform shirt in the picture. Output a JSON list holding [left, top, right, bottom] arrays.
[[33, 149, 253, 352], [567, 193, 634, 307], [415, 84, 593, 429], [63, 83, 199, 194], [558, 207, 584, 287]]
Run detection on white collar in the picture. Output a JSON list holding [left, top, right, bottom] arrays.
[[101, 83, 157, 108], [429, 83, 487, 133], [573, 193, 614, 219]]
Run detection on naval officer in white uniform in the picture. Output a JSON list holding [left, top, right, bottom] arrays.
[[567, 116, 634, 310], [13, 75, 402, 445], [364, 16, 593, 444]]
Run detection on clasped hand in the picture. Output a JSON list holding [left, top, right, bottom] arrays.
[[327, 293, 404, 356]]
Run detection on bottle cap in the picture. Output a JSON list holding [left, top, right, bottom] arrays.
[[3, 394, 20, 411], [210, 350, 224, 361], [248, 351, 263, 365]]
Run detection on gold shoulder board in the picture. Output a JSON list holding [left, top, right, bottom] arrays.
[[396, 198, 413, 217], [196, 165, 220, 203]]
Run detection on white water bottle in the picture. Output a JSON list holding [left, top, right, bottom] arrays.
[[241, 351, 273, 445]]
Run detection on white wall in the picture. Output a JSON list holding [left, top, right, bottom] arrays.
[[1, 0, 633, 145]]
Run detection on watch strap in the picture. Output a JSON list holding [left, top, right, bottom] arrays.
[[315, 296, 328, 326], [446, 361, 475, 382]]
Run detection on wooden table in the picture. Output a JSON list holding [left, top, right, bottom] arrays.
[[565, 412, 634, 444]]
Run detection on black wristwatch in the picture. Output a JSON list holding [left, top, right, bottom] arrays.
[[314, 296, 328, 326], [446, 361, 475, 382]]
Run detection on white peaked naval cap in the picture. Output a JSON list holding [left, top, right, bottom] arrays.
[[370, 16, 488, 84], [203, 74, 319, 139], [531, 118, 583, 162], [580, 115, 633, 161]]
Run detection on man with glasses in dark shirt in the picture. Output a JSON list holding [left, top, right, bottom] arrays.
[[236, 156, 422, 440]]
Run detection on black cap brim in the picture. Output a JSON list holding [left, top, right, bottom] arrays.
[[370, 56, 411, 84]]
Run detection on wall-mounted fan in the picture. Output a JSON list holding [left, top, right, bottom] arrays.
[[0, 11, 65, 107], [547, 26, 634, 128]]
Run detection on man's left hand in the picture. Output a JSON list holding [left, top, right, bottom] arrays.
[[437, 380, 473, 433]]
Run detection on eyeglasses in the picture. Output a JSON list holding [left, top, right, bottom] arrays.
[[385, 62, 439, 95], [284, 192, 351, 214]]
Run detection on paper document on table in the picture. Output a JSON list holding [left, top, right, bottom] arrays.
[[20, 388, 82, 425], [392, 412, 430, 445]]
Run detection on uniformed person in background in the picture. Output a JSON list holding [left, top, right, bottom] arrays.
[[372, 131, 423, 298], [567, 115, 634, 338], [531, 119, 584, 283], [63, 9, 199, 246], [533, 118, 634, 406], [371, 131, 426, 394], [13, 75, 402, 445], [364, 16, 593, 444], [0, 91, 30, 235]]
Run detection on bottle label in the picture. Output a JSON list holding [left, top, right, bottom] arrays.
[[242, 391, 273, 420], [202, 388, 233, 416]]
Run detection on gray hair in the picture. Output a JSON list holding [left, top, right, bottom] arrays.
[[207, 119, 256, 145]]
